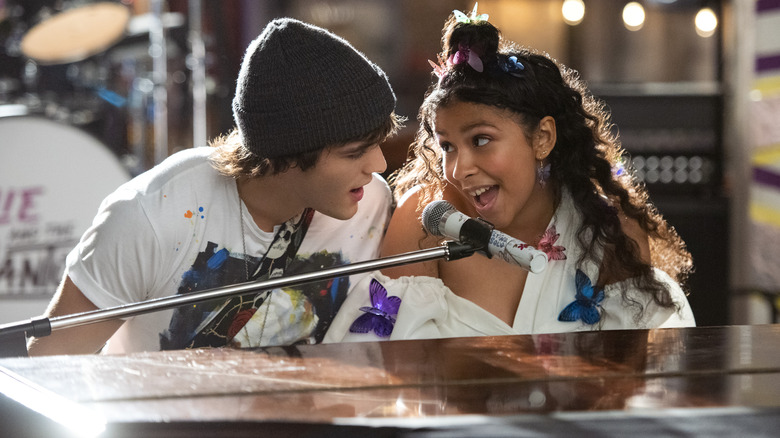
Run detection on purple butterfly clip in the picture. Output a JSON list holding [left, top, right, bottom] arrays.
[[448, 43, 484, 72], [349, 279, 401, 338], [558, 269, 604, 325]]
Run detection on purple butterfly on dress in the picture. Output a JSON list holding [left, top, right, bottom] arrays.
[[349, 279, 401, 338], [537, 225, 566, 261], [558, 269, 604, 325]]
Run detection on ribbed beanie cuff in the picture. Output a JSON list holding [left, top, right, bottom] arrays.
[[232, 18, 396, 159]]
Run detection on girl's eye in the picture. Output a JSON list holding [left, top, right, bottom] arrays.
[[474, 137, 490, 147], [439, 142, 453, 153]]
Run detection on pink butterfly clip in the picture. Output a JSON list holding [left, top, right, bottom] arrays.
[[537, 225, 566, 261], [428, 59, 447, 79]]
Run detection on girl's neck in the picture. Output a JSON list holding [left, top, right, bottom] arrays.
[[503, 186, 557, 246]]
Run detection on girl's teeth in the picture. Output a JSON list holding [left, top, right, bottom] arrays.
[[473, 187, 489, 197]]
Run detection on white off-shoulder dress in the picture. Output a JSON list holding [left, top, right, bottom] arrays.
[[324, 191, 695, 343]]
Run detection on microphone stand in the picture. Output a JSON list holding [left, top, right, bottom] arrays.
[[0, 242, 478, 358]]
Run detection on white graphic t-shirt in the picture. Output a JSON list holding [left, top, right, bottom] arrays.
[[65, 147, 391, 353]]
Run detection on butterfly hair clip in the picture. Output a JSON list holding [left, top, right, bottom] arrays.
[[349, 279, 401, 338], [558, 270, 604, 325], [453, 3, 489, 24], [500, 55, 526, 77], [448, 43, 484, 73], [428, 59, 447, 81], [612, 157, 627, 177]]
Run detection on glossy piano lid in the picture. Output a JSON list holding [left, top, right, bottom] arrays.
[[1, 325, 779, 431]]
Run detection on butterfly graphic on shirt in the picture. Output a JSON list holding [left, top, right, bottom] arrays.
[[349, 279, 401, 338], [537, 225, 566, 261], [558, 269, 604, 325]]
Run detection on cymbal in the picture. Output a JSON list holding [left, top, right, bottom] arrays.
[[20, 2, 131, 65]]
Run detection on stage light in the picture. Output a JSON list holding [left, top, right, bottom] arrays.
[[1, 371, 106, 437], [562, 0, 585, 25], [695, 7, 717, 37], [623, 2, 645, 31]]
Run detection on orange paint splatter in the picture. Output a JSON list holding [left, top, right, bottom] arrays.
[[184, 210, 193, 218]]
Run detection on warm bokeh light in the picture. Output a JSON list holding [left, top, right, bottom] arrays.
[[622, 2, 645, 31], [562, 0, 585, 26], [695, 7, 718, 37]]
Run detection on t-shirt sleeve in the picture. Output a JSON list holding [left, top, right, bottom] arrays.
[[65, 189, 162, 310]]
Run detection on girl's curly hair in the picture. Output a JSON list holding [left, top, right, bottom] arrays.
[[391, 14, 692, 318]]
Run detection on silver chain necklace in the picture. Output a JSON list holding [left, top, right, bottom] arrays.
[[237, 179, 272, 345]]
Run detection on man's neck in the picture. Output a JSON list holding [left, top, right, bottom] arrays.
[[236, 175, 304, 233]]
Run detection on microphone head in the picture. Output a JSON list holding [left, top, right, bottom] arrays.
[[422, 200, 455, 236]]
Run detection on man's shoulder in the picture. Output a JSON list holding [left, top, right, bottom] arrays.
[[101, 148, 227, 216], [364, 172, 392, 203]]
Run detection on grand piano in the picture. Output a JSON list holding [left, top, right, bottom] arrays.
[[1, 324, 779, 437]]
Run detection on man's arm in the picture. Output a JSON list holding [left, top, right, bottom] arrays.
[[26, 274, 124, 356]]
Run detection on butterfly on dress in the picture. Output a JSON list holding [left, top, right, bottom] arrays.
[[537, 225, 566, 261], [349, 279, 401, 338], [558, 269, 604, 325]]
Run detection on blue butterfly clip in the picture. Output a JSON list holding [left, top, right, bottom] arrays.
[[349, 279, 401, 338], [558, 270, 604, 325], [500, 55, 525, 77]]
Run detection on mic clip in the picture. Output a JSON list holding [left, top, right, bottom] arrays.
[[458, 217, 495, 258], [444, 241, 480, 261]]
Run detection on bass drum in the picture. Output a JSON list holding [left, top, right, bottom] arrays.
[[0, 114, 131, 323]]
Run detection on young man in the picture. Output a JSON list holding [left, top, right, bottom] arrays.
[[27, 18, 402, 355]]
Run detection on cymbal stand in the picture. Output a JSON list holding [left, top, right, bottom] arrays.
[[150, 0, 168, 165], [189, 0, 208, 149]]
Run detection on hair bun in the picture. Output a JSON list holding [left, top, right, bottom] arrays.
[[440, 12, 501, 62]]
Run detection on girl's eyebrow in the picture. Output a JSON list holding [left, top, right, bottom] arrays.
[[436, 120, 498, 136]]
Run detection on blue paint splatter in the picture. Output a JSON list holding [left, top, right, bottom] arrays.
[[207, 248, 229, 270]]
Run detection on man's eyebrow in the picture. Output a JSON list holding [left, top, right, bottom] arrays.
[[341, 141, 374, 153]]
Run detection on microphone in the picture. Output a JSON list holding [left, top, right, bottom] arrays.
[[422, 200, 548, 273]]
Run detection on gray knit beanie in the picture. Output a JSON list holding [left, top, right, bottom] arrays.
[[232, 18, 396, 159]]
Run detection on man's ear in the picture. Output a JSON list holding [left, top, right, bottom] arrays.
[[534, 116, 556, 160]]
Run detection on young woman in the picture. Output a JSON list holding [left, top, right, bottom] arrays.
[[326, 7, 694, 343]]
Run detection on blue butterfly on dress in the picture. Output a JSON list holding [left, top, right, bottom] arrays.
[[558, 269, 604, 325], [349, 279, 401, 338]]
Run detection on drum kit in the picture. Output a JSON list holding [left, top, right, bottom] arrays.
[[0, 0, 188, 170], [0, 0, 190, 321]]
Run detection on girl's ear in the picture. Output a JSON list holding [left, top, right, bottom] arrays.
[[534, 116, 556, 160]]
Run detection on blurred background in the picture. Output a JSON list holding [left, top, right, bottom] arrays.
[[0, 0, 778, 328]]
